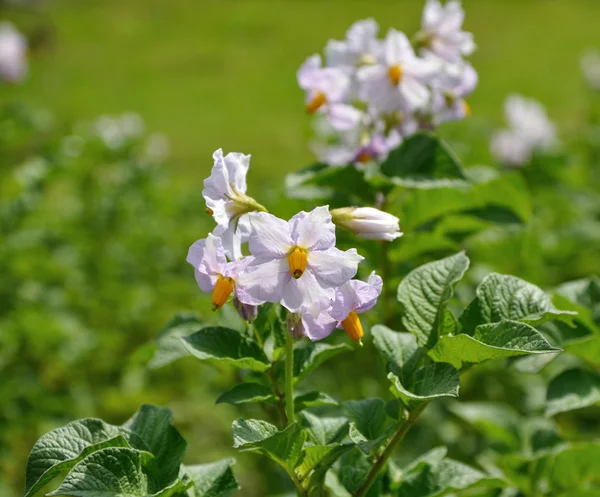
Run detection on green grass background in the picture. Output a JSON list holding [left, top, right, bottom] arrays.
[[2, 1, 600, 496]]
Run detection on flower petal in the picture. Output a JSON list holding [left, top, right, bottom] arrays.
[[247, 212, 293, 258], [302, 310, 338, 341], [186, 234, 226, 292], [308, 247, 363, 287], [290, 206, 335, 251], [384, 29, 412, 65], [223, 151, 250, 194], [281, 270, 335, 313], [236, 257, 290, 305]]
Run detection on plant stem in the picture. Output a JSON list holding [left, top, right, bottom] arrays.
[[284, 331, 295, 425], [353, 402, 428, 497]]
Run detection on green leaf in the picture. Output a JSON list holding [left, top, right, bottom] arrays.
[[183, 458, 240, 497], [181, 327, 270, 372], [297, 444, 352, 485], [122, 404, 187, 488], [550, 443, 600, 490], [149, 313, 202, 369], [348, 422, 394, 455], [389, 363, 460, 408], [546, 369, 600, 416], [337, 448, 372, 493], [285, 163, 379, 203], [47, 447, 191, 497], [397, 252, 470, 348], [343, 399, 386, 441], [371, 325, 424, 383], [215, 383, 274, 406], [294, 391, 338, 412], [395, 455, 505, 497], [428, 320, 560, 369], [300, 411, 348, 445], [380, 133, 467, 184], [232, 419, 306, 470], [564, 335, 600, 369], [293, 341, 352, 382], [460, 273, 577, 334], [448, 402, 520, 448], [24, 419, 133, 497], [555, 277, 600, 323]]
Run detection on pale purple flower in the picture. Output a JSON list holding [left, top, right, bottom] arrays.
[[186, 233, 252, 309], [0, 21, 27, 83], [490, 130, 532, 167], [236, 206, 363, 313], [331, 207, 403, 241], [358, 29, 439, 112], [325, 18, 382, 68], [298, 54, 362, 130], [418, 0, 475, 63], [330, 271, 383, 322], [212, 215, 251, 261], [430, 61, 477, 123]]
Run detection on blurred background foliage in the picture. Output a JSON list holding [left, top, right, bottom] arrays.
[[1, 1, 600, 496]]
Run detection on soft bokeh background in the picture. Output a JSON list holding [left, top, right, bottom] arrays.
[[2, 1, 600, 496]]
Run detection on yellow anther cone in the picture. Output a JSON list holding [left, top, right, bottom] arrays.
[[212, 275, 235, 310], [288, 247, 307, 279], [341, 310, 364, 344]]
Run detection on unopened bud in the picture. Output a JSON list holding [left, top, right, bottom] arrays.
[[331, 207, 403, 242], [233, 296, 258, 322]]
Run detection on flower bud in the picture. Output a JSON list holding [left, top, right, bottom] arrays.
[[331, 207, 403, 242], [287, 313, 305, 340], [233, 296, 258, 322]]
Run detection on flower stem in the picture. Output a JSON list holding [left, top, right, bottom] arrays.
[[284, 331, 295, 425], [353, 402, 428, 497]]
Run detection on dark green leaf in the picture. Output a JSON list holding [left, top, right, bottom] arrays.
[[389, 363, 460, 408], [149, 313, 202, 369], [337, 448, 372, 493], [460, 274, 576, 334], [343, 399, 387, 441], [546, 369, 600, 416], [429, 320, 560, 369], [294, 391, 338, 412], [380, 133, 466, 184], [181, 327, 270, 372], [122, 404, 187, 488], [293, 342, 352, 382], [550, 443, 600, 490], [297, 444, 352, 486], [397, 252, 470, 348], [231, 419, 306, 470], [371, 325, 424, 383], [215, 383, 274, 406], [300, 411, 348, 446], [183, 458, 239, 497]]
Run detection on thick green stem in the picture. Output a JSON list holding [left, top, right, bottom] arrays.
[[284, 331, 295, 425], [353, 402, 428, 497]]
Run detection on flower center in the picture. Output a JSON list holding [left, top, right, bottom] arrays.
[[212, 275, 235, 310], [388, 65, 403, 86], [341, 310, 364, 345], [356, 151, 372, 164], [306, 92, 327, 114], [287, 247, 307, 279]]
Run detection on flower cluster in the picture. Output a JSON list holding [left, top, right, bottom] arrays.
[[187, 149, 400, 343], [298, 0, 477, 167], [490, 94, 557, 167], [0, 21, 27, 83]]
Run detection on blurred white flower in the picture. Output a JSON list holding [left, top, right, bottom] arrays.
[[325, 18, 382, 68], [430, 60, 477, 124], [94, 113, 145, 150], [418, 0, 475, 63], [358, 29, 439, 112], [581, 49, 600, 91], [0, 21, 27, 83], [490, 94, 557, 166]]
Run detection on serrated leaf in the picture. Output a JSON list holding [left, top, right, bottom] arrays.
[[428, 320, 560, 369], [343, 399, 386, 441], [231, 419, 306, 470], [397, 252, 470, 348], [380, 133, 466, 184], [460, 274, 577, 334], [149, 313, 202, 369], [215, 383, 274, 405], [122, 404, 187, 488], [395, 456, 505, 497], [183, 458, 239, 497], [181, 327, 269, 372], [24, 419, 133, 497], [294, 391, 338, 412], [388, 363, 460, 408], [47, 447, 190, 497], [448, 402, 520, 448], [546, 369, 600, 416], [300, 411, 348, 446], [293, 342, 352, 382], [371, 325, 424, 383]]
